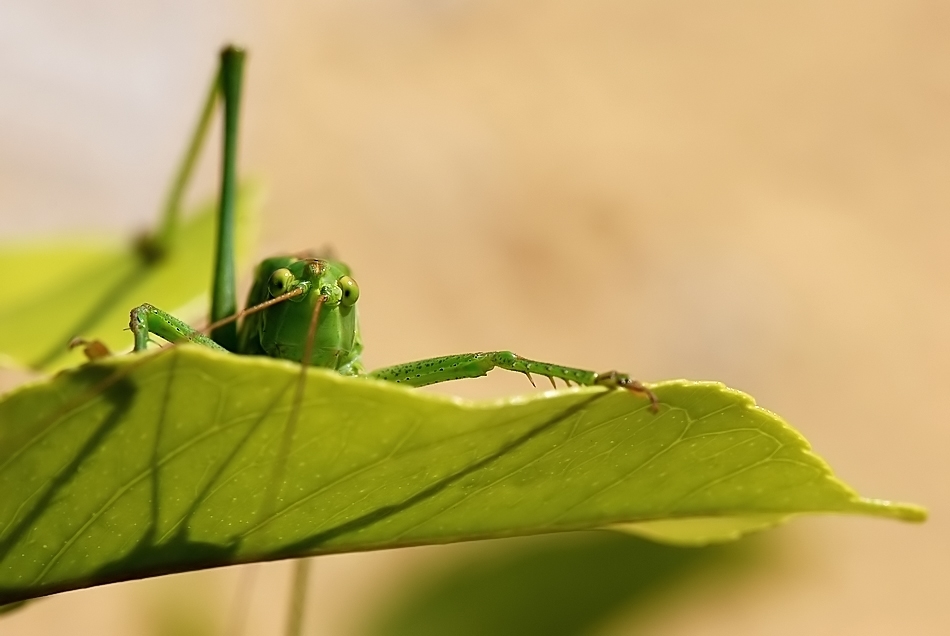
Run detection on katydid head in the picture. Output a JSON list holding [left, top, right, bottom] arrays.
[[252, 257, 362, 369]]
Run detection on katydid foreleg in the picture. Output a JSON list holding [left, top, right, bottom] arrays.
[[128, 285, 307, 355], [368, 351, 658, 408], [129, 304, 226, 353]]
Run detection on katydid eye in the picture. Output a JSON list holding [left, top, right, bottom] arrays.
[[338, 275, 360, 306], [268, 268, 295, 297]]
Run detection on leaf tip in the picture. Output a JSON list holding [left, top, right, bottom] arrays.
[[854, 498, 928, 523]]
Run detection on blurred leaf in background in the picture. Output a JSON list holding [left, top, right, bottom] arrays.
[[365, 531, 765, 636], [144, 571, 219, 636], [0, 185, 259, 372]]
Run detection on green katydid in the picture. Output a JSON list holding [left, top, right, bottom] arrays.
[[105, 44, 655, 635], [123, 45, 658, 410]]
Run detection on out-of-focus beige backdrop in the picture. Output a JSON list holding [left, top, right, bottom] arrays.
[[1, 1, 947, 634]]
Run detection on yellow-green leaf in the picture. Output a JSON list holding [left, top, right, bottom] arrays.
[[0, 346, 925, 604]]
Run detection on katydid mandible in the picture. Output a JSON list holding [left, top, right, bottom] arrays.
[[124, 46, 658, 409]]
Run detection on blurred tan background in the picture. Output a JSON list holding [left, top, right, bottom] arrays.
[[1, 0, 947, 634]]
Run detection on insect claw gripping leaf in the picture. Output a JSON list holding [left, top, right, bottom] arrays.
[[67, 337, 112, 362], [595, 370, 659, 412]]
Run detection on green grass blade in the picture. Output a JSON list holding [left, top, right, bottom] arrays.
[[0, 346, 925, 603]]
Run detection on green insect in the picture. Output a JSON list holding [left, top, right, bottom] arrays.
[[122, 46, 657, 409]]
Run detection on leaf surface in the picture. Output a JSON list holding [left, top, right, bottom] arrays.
[[0, 346, 925, 603], [0, 187, 259, 371]]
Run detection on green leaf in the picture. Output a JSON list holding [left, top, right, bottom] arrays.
[[0, 186, 259, 371], [366, 532, 762, 636], [0, 346, 925, 604]]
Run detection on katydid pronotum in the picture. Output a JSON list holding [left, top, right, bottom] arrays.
[[122, 46, 659, 408]]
